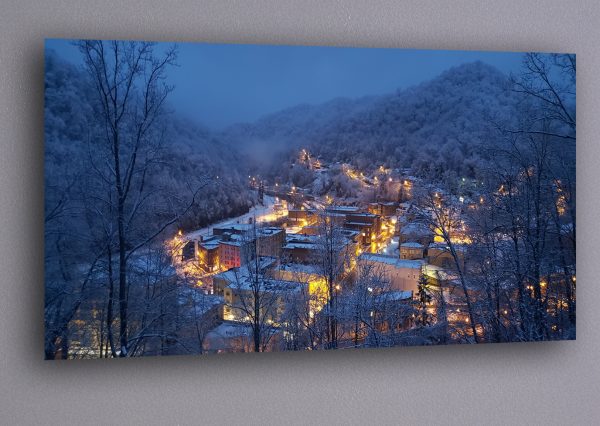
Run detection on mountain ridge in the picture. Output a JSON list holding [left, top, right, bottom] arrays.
[[218, 61, 518, 180]]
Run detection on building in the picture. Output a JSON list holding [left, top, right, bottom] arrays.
[[288, 208, 317, 226], [213, 258, 279, 297], [334, 289, 415, 348], [319, 211, 347, 227], [282, 233, 357, 270], [270, 263, 329, 311], [213, 262, 302, 326], [368, 202, 397, 217], [203, 322, 254, 353], [218, 234, 249, 270], [422, 263, 452, 284], [400, 242, 425, 260], [326, 205, 360, 215], [173, 291, 224, 355], [181, 239, 196, 261], [197, 236, 221, 272], [358, 253, 424, 296], [222, 279, 293, 324], [344, 221, 377, 246], [256, 227, 286, 258], [397, 177, 414, 202], [212, 223, 250, 236], [396, 202, 417, 223], [398, 221, 433, 246], [202, 322, 283, 354], [296, 225, 319, 236], [282, 234, 320, 263], [182, 225, 286, 272], [343, 212, 381, 246], [427, 242, 466, 270], [223, 278, 301, 324], [341, 229, 361, 246], [345, 212, 381, 231], [370, 290, 415, 334]]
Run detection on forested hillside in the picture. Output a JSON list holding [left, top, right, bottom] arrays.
[[45, 51, 254, 233], [46, 55, 523, 218], [222, 62, 518, 182]]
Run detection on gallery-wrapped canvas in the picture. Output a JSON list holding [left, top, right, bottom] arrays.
[[44, 39, 575, 359]]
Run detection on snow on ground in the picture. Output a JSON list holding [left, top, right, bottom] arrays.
[[379, 236, 399, 256], [185, 196, 278, 240]]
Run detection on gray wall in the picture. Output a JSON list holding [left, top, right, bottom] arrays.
[[1, 1, 598, 424]]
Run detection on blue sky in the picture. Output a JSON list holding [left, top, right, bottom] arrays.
[[46, 39, 524, 129]]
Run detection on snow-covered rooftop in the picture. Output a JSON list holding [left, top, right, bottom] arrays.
[[274, 262, 321, 276], [421, 264, 458, 282], [428, 242, 467, 252], [206, 321, 253, 338], [400, 242, 424, 249], [213, 258, 278, 281], [374, 290, 413, 302], [347, 212, 378, 218], [223, 275, 303, 293], [286, 234, 320, 243], [400, 222, 432, 235], [283, 242, 318, 250], [326, 206, 360, 212], [213, 223, 251, 232], [359, 253, 424, 269], [345, 221, 374, 227], [178, 290, 224, 316]]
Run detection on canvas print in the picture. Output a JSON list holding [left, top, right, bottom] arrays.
[[44, 39, 576, 359]]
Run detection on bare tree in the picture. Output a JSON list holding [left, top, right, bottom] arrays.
[[275, 261, 327, 351], [511, 53, 576, 336], [476, 54, 577, 341], [311, 208, 354, 349], [341, 261, 414, 348], [77, 40, 203, 356], [223, 222, 289, 352], [413, 187, 480, 342], [415, 272, 432, 328], [510, 53, 575, 140]]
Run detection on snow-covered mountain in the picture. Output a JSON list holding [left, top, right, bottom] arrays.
[[44, 51, 254, 231], [220, 61, 518, 181]]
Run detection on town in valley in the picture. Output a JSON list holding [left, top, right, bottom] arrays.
[[44, 41, 576, 358]]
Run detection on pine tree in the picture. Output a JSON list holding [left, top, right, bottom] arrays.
[[416, 272, 432, 327]]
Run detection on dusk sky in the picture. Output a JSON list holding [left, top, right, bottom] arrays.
[[46, 39, 524, 129]]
